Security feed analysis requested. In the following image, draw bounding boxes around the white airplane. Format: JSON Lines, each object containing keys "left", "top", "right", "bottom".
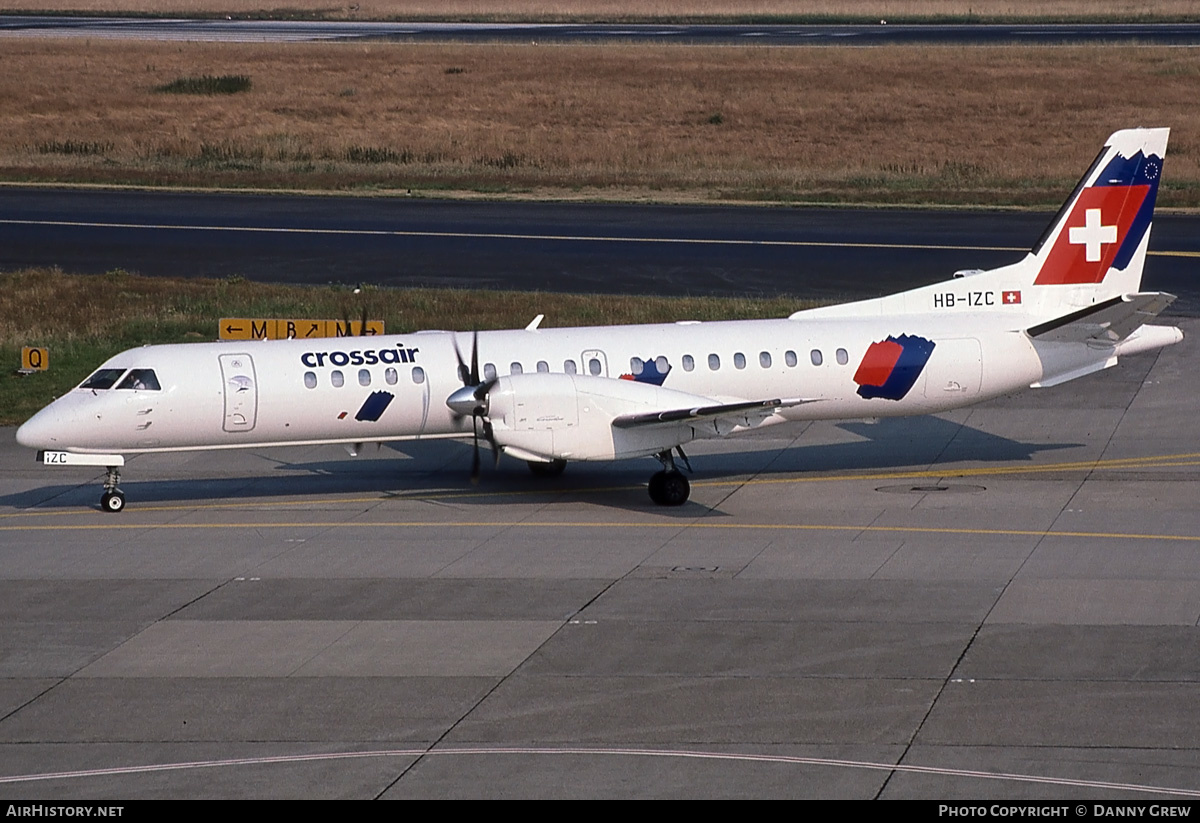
{"left": 16, "top": 127, "right": 1182, "bottom": 512}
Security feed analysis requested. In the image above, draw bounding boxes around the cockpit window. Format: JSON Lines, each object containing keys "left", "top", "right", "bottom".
{"left": 79, "top": 369, "right": 126, "bottom": 390}
{"left": 116, "top": 369, "right": 161, "bottom": 391}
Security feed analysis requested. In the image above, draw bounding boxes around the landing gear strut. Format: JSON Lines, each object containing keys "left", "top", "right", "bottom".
{"left": 100, "top": 466, "right": 125, "bottom": 513}
{"left": 648, "top": 448, "right": 691, "bottom": 506}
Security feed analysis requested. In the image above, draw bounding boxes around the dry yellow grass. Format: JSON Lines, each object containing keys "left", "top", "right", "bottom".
{"left": 3, "top": 40, "right": 1199, "bottom": 205}
{"left": 0, "top": 1, "right": 1194, "bottom": 21}
{"left": 0, "top": 267, "right": 808, "bottom": 346}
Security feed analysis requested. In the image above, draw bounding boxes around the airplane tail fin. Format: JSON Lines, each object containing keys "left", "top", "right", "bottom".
{"left": 1013, "top": 129, "right": 1181, "bottom": 387}
{"left": 790, "top": 128, "right": 1173, "bottom": 329}
{"left": 1021, "top": 127, "right": 1168, "bottom": 310}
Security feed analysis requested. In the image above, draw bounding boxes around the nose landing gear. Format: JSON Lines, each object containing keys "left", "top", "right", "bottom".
{"left": 100, "top": 466, "right": 125, "bottom": 513}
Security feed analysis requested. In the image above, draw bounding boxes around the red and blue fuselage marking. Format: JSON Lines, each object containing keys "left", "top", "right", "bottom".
{"left": 853, "top": 334, "right": 936, "bottom": 401}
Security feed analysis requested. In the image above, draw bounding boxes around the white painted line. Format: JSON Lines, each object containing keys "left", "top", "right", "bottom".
{"left": 0, "top": 218, "right": 1022, "bottom": 253}
{"left": 1, "top": 745, "right": 1198, "bottom": 796}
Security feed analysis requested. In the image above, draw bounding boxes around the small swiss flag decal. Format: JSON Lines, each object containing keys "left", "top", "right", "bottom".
{"left": 1002, "top": 290, "right": 1022, "bottom": 305}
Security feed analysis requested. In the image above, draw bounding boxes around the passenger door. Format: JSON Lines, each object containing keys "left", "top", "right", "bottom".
{"left": 219, "top": 353, "right": 258, "bottom": 432}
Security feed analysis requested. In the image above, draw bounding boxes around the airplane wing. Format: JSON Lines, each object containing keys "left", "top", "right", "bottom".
{"left": 612, "top": 397, "right": 814, "bottom": 430}
{"left": 1026, "top": 292, "right": 1176, "bottom": 344}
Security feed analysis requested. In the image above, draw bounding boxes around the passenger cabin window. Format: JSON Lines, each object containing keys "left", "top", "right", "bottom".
{"left": 511, "top": 362, "right": 523, "bottom": 375}
{"left": 630, "top": 357, "right": 644, "bottom": 375}
{"left": 588, "top": 358, "right": 602, "bottom": 376}
{"left": 759, "top": 351, "right": 772, "bottom": 368}
{"left": 734, "top": 352, "right": 746, "bottom": 370}
{"left": 80, "top": 369, "right": 125, "bottom": 390}
{"left": 358, "top": 369, "right": 371, "bottom": 387}
{"left": 708, "top": 354, "right": 720, "bottom": 371}
{"left": 116, "top": 369, "right": 161, "bottom": 391}
{"left": 385, "top": 367, "right": 398, "bottom": 385}
{"left": 836, "top": 348, "right": 849, "bottom": 366}
{"left": 785, "top": 350, "right": 798, "bottom": 367}
{"left": 655, "top": 356, "right": 669, "bottom": 373}
{"left": 682, "top": 354, "right": 695, "bottom": 372}
{"left": 412, "top": 366, "right": 425, "bottom": 384}
{"left": 537, "top": 361, "right": 549, "bottom": 373}
{"left": 484, "top": 363, "right": 497, "bottom": 381}
{"left": 810, "top": 350, "right": 823, "bottom": 367}
{"left": 331, "top": 370, "right": 344, "bottom": 388}
{"left": 304, "top": 372, "right": 317, "bottom": 389}
{"left": 564, "top": 359, "right": 577, "bottom": 374}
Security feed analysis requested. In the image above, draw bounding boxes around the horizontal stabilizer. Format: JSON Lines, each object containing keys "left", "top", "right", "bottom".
{"left": 612, "top": 397, "right": 811, "bottom": 429}
{"left": 1027, "top": 292, "right": 1176, "bottom": 345}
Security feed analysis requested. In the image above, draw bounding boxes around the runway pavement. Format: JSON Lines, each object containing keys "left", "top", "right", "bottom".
{"left": 0, "top": 318, "right": 1198, "bottom": 798}
{"left": 3, "top": 188, "right": 1199, "bottom": 313}
{"left": 4, "top": 17, "right": 1200, "bottom": 46}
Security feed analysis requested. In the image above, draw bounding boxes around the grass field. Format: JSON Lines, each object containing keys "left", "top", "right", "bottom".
{"left": 1, "top": 1, "right": 1195, "bottom": 22}
{"left": 0, "top": 268, "right": 814, "bottom": 424}
{"left": 4, "top": 40, "right": 1199, "bottom": 207}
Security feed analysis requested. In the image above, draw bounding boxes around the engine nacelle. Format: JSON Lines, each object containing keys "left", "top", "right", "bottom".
{"left": 484, "top": 373, "right": 703, "bottom": 461}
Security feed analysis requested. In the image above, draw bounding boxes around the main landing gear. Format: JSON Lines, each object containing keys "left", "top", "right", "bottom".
{"left": 648, "top": 447, "right": 691, "bottom": 507}
{"left": 523, "top": 452, "right": 692, "bottom": 506}
{"left": 100, "top": 466, "right": 125, "bottom": 513}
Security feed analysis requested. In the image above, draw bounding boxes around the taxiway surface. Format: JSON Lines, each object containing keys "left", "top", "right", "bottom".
{"left": 5, "top": 17, "right": 1200, "bottom": 46}
{"left": 4, "top": 189, "right": 1199, "bottom": 313}
{"left": 2, "top": 320, "right": 1199, "bottom": 798}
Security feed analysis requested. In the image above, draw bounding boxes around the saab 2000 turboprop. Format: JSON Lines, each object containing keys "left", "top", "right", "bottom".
{"left": 16, "top": 128, "right": 1183, "bottom": 511}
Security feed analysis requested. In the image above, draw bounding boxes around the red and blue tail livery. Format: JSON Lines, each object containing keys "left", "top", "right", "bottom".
{"left": 1034, "top": 145, "right": 1163, "bottom": 286}
{"left": 853, "top": 334, "right": 936, "bottom": 401}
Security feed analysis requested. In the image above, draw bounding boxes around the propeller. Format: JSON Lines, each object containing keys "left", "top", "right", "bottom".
{"left": 446, "top": 331, "right": 500, "bottom": 482}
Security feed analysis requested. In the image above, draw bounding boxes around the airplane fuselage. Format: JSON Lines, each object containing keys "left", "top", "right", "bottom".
{"left": 18, "top": 312, "right": 1044, "bottom": 457}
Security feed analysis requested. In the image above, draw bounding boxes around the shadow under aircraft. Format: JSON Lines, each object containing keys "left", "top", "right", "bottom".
{"left": 4, "top": 414, "right": 1079, "bottom": 514}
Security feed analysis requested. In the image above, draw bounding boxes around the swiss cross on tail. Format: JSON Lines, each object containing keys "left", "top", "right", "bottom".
{"left": 1034, "top": 145, "right": 1163, "bottom": 286}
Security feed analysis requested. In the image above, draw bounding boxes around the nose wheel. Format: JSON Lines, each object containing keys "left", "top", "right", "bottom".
{"left": 100, "top": 466, "right": 125, "bottom": 513}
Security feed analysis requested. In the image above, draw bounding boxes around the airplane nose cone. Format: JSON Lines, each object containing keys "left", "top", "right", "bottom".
{"left": 16, "top": 407, "right": 58, "bottom": 450}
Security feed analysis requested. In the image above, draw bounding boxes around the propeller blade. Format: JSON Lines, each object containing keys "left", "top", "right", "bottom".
{"left": 470, "top": 330, "right": 480, "bottom": 386}
{"left": 470, "top": 415, "right": 482, "bottom": 484}
{"left": 453, "top": 336, "right": 469, "bottom": 386}
{"left": 359, "top": 304, "right": 369, "bottom": 336}
{"left": 483, "top": 419, "right": 500, "bottom": 468}
{"left": 473, "top": 376, "right": 498, "bottom": 404}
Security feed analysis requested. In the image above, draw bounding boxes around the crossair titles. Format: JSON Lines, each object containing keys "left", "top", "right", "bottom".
{"left": 300, "top": 342, "right": 419, "bottom": 368}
